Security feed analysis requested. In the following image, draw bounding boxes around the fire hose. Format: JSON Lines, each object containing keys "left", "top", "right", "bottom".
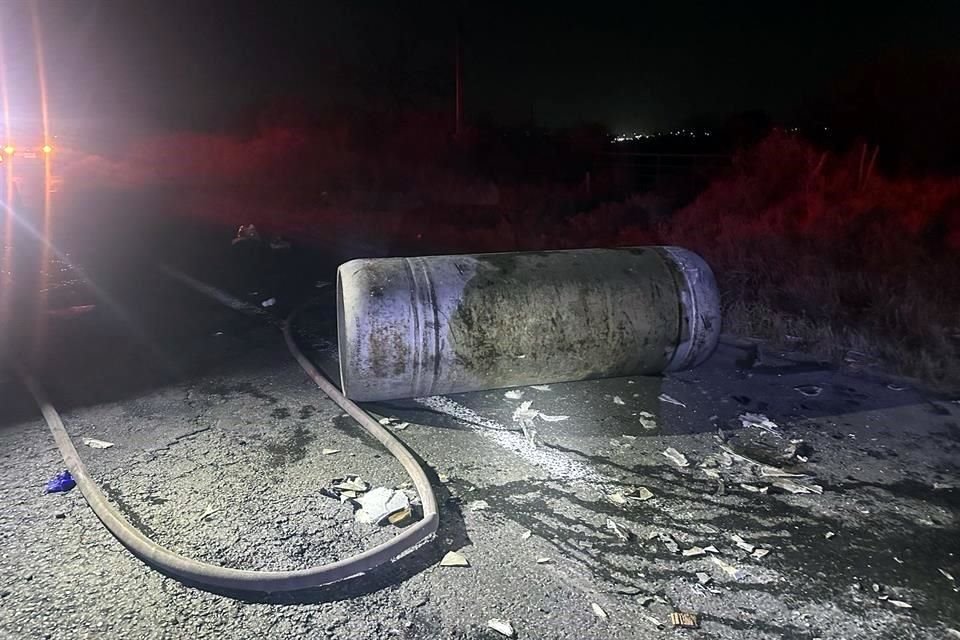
{"left": 18, "top": 268, "right": 439, "bottom": 593}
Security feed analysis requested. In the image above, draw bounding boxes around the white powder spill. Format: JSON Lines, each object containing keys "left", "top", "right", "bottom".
{"left": 416, "top": 396, "right": 606, "bottom": 483}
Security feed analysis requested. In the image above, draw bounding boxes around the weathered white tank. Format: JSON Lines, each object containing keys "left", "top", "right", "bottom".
{"left": 337, "top": 247, "right": 720, "bottom": 401}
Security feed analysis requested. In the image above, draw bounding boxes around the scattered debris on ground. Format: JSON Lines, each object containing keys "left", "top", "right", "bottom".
{"left": 322, "top": 475, "right": 369, "bottom": 502}
{"left": 439, "top": 551, "right": 470, "bottom": 567}
{"left": 354, "top": 487, "right": 410, "bottom": 525}
{"left": 662, "top": 447, "right": 690, "bottom": 467}
{"left": 377, "top": 416, "right": 411, "bottom": 430}
{"left": 511, "top": 400, "right": 569, "bottom": 442}
{"left": 606, "top": 486, "right": 654, "bottom": 505}
{"left": 731, "top": 534, "right": 756, "bottom": 553}
{"left": 606, "top": 518, "right": 632, "bottom": 541}
{"left": 658, "top": 393, "right": 686, "bottom": 408}
{"left": 637, "top": 410, "right": 657, "bottom": 430}
{"left": 260, "top": 297, "right": 276, "bottom": 308}
{"left": 670, "top": 612, "right": 699, "bottom": 628}
{"left": 387, "top": 507, "right": 411, "bottom": 525}
{"left": 536, "top": 557, "right": 551, "bottom": 564}
{"left": 531, "top": 385, "right": 551, "bottom": 391}
{"left": 783, "top": 439, "right": 813, "bottom": 462}
{"left": 794, "top": 384, "right": 823, "bottom": 397}
{"left": 81, "top": 437, "right": 114, "bottom": 449}
{"left": 467, "top": 500, "right": 490, "bottom": 512}
{"left": 521, "top": 530, "right": 532, "bottom": 541}
{"left": 321, "top": 448, "right": 340, "bottom": 455}
{"left": 739, "top": 413, "right": 782, "bottom": 437}
{"left": 613, "top": 396, "right": 625, "bottom": 405}
{"left": 487, "top": 618, "right": 516, "bottom": 638}
{"left": 771, "top": 477, "right": 823, "bottom": 495}
{"left": 656, "top": 532, "right": 681, "bottom": 554}
{"left": 504, "top": 390, "right": 524, "bottom": 400}
{"left": 710, "top": 555, "right": 744, "bottom": 580}
{"left": 591, "top": 603, "right": 608, "bottom": 619}
{"left": 44, "top": 471, "right": 75, "bottom": 494}
{"left": 198, "top": 506, "right": 219, "bottom": 522}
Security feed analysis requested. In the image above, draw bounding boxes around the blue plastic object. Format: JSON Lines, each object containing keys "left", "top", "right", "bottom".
{"left": 45, "top": 470, "right": 76, "bottom": 494}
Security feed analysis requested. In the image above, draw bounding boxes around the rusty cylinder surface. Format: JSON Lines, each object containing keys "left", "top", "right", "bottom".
{"left": 336, "top": 246, "right": 720, "bottom": 402}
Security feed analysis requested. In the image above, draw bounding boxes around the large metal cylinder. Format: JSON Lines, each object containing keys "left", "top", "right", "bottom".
{"left": 337, "top": 247, "right": 720, "bottom": 402}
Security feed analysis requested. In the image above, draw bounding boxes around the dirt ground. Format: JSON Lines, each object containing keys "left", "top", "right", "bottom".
{"left": 1, "top": 259, "right": 958, "bottom": 640}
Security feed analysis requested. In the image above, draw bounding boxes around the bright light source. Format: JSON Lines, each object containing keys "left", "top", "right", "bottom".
{"left": 3, "top": 145, "right": 13, "bottom": 155}
{"left": 42, "top": 144, "right": 52, "bottom": 153}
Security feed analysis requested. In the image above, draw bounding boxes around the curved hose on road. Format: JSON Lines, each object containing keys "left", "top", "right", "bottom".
{"left": 19, "top": 309, "right": 439, "bottom": 593}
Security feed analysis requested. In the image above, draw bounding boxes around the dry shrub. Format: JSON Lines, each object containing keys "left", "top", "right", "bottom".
{"left": 663, "top": 132, "right": 960, "bottom": 390}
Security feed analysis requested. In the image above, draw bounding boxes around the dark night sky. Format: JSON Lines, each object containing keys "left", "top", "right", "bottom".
{"left": 6, "top": 1, "right": 960, "bottom": 135}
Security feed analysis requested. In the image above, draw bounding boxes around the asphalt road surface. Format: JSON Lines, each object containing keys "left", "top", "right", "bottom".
{"left": 1, "top": 235, "right": 958, "bottom": 640}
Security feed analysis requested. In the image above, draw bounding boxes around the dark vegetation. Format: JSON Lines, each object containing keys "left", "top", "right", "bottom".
{"left": 69, "top": 101, "right": 960, "bottom": 392}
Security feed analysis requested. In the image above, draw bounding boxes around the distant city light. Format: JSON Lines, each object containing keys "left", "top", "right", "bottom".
{"left": 612, "top": 128, "right": 712, "bottom": 143}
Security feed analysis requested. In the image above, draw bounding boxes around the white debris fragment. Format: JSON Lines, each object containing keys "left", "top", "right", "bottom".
{"left": 81, "top": 438, "right": 114, "bottom": 449}
{"left": 946, "top": 629, "right": 960, "bottom": 639}
{"left": 751, "top": 548, "right": 770, "bottom": 559}
{"left": 537, "top": 412, "right": 569, "bottom": 422}
{"left": 662, "top": 447, "right": 690, "bottom": 467}
{"left": 638, "top": 411, "right": 657, "bottom": 430}
{"left": 772, "top": 478, "right": 824, "bottom": 495}
{"left": 531, "top": 385, "right": 552, "bottom": 391}
{"left": 198, "top": 506, "right": 219, "bottom": 522}
{"left": 487, "top": 619, "right": 516, "bottom": 637}
{"left": 321, "top": 448, "right": 341, "bottom": 455}
{"left": 657, "top": 533, "right": 681, "bottom": 554}
{"left": 696, "top": 572, "right": 712, "bottom": 585}
{"left": 739, "top": 413, "right": 782, "bottom": 437}
{"left": 354, "top": 487, "right": 410, "bottom": 524}
{"left": 536, "top": 557, "right": 552, "bottom": 564}
{"left": 731, "top": 534, "right": 756, "bottom": 553}
{"left": 504, "top": 390, "right": 524, "bottom": 400}
{"left": 613, "top": 396, "right": 626, "bottom": 405}
{"left": 825, "top": 531, "right": 836, "bottom": 540}
{"left": 682, "top": 547, "right": 708, "bottom": 557}
{"left": 939, "top": 568, "right": 955, "bottom": 582}
{"left": 710, "top": 556, "right": 744, "bottom": 580}
{"left": 261, "top": 297, "right": 277, "bottom": 307}
{"left": 521, "top": 530, "right": 532, "bottom": 541}
{"left": 740, "top": 483, "right": 768, "bottom": 494}
{"left": 439, "top": 551, "right": 470, "bottom": 567}
{"left": 794, "top": 384, "right": 823, "bottom": 397}
{"left": 703, "top": 545, "right": 720, "bottom": 554}
{"left": 606, "top": 518, "right": 632, "bottom": 541}
{"left": 331, "top": 475, "right": 369, "bottom": 496}
{"left": 468, "top": 500, "right": 490, "bottom": 512}
{"left": 591, "top": 603, "right": 608, "bottom": 619}
{"left": 607, "top": 492, "right": 628, "bottom": 506}
{"left": 886, "top": 599, "right": 913, "bottom": 609}
{"left": 626, "top": 486, "right": 654, "bottom": 501}
{"left": 658, "top": 393, "right": 686, "bottom": 408}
